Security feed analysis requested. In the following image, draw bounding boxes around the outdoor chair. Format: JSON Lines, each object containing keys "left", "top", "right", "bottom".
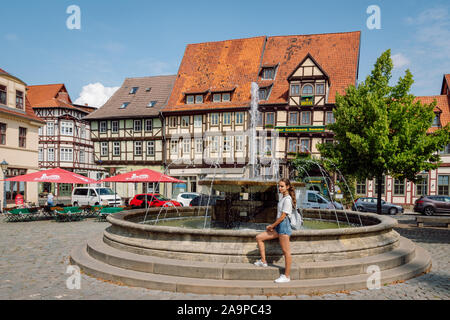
{"left": 96, "top": 207, "right": 124, "bottom": 222}
{"left": 54, "top": 206, "right": 84, "bottom": 222}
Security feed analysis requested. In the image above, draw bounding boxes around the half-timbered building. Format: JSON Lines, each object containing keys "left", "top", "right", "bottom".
{"left": 84, "top": 75, "right": 176, "bottom": 200}
{"left": 27, "top": 84, "right": 102, "bottom": 196}
{"left": 162, "top": 32, "right": 361, "bottom": 197}
{"left": 359, "top": 74, "right": 450, "bottom": 208}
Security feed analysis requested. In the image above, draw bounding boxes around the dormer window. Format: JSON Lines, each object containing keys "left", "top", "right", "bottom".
{"left": 195, "top": 95, "right": 203, "bottom": 104}
{"left": 259, "top": 87, "right": 270, "bottom": 100}
{"left": 432, "top": 114, "right": 441, "bottom": 127}
{"left": 16, "top": 90, "right": 24, "bottom": 109}
{"left": 212, "top": 92, "right": 231, "bottom": 102}
{"left": 186, "top": 95, "right": 194, "bottom": 104}
{"left": 130, "top": 87, "right": 139, "bottom": 94}
{"left": 262, "top": 67, "right": 276, "bottom": 80}
{"left": 120, "top": 102, "right": 130, "bottom": 109}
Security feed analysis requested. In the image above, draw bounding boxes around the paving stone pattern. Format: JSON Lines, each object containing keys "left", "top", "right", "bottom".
{"left": 0, "top": 215, "right": 448, "bottom": 300}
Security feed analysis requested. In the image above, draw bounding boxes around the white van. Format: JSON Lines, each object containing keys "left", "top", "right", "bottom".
{"left": 296, "top": 190, "right": 337, "bottom": 210}
{"left": 72, "top": 187, "right": 122, "bottom": 206}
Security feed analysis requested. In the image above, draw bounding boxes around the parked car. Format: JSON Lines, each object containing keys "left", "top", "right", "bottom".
{"left": 129, "top": 193, "right": 182, "bottom": 208}
{"left": 296, "top": 190, "right": 343, "bottom": 210}
{"left": 176, "top": 192, "right": 201, "bottom": 207}
{"left": 351, "top": 197, "right": 404, "bottom": 215}
{"left": 189, "top": 194, "right": 224, "bottom": 207}
{"left": 414, "top": 195, "right": 450, "bottom": 215}
{"left": 72, "top": 187, "right": 122, "bottom": 206}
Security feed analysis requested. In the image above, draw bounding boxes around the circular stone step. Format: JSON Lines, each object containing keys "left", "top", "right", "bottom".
{"left": 69, "top": 241, "right": 431, "bottom": 296}
{"left": 85, "top": 235, "right": 416, "bottom": 281}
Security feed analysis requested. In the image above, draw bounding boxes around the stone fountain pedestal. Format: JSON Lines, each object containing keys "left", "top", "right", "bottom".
{"left": 70, "top": 207, "right": 432, "bottom": 296}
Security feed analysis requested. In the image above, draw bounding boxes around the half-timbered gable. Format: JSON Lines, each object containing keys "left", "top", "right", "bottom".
{"left": 28, "top": 83, "right": 101, "bottom": 196}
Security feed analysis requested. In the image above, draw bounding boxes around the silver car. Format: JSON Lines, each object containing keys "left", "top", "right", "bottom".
{"left": 352, "top": 197, "right": 404, "bottom": 215}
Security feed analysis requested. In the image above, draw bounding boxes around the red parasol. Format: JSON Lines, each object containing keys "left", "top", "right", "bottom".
{"left": 98, "top": 168, "right": 184, "bottom": 184}
{"left": 3, "top": 168, "right": 97, "bottom": 184}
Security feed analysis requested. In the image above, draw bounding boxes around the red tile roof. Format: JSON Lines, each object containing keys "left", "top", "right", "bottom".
{"left": 164, "top": 32, "right": 360, "bottom": 112}
{"left": 416, "top": 95, "right": 450, "bottom": 133}
{"left": 259, "top": 32, "right": 360, "bottom": 105}
{"left": 164, "top": 36, "right": 267, "bottom": 112}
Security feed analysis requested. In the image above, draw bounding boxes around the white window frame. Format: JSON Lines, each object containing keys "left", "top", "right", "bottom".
{"left": 47, "top": 122, "right": 54, "bottom": 136}
{"left": 111, "top": 120, "right": 119, "bottom": 133}
{"left": 181, "top": 116, "right": 189, "bottom": 128}
{"left": 38, "top": 148, "right": 43, "bottom": 161}
{"left": 60, "top": 121, "right": 73, "bottom": 136}
{"left": 80, "top": 150, "right": 85, "bottom": 164}
{"left": 100, "top": 121, "right": 107, "bottom": 133}
{"left": 236, "top": 112, "right": 244, "bottom": 125}
{"left": 223, "top": 136, "right": 231, "bottom": 152}
{"left": 60, "top": 148, "right": 73, "bottom": 162}
{"left": 113, "top": 142, "right": 120, "bottom": 156}
{"left": 235, "top": 136, "right": 243, "bottom": 151}
{"left": 194, "top": 115, "right": 202, "bottom": 128}
{"left": 211, "top": 113, "right": 219, "bottom": 126}
{"left": 48, "top": 148, "right": 55, "bottom": 161}
{"left": 186, "top": 95, "right": 194, "bottom": 104}
{"left": 300, "top": 139, "right": 310, "bottom": 153}
{"left": 170, "top": 140, "right": 178, "bottom": 155}
{"left": 145, "top": 119, "right": 153, "bottom": 132}
{"left": 223, "top": 113, "right": 231, "bottom": 125}
{"left": 134, "top": 120, "right": 142, "bottom": 132}
{"left": 301, "top": 111, "right": 311, "bottom": 125}
{"left": 134, "top": 141, "right": 142, "bottom": 156}
{"left": 147, "top": 141, "right": 155, "bottom": 156}
{"left": 195, "top": 138, "right": 203, "bottom": 153}
{"left": 288, "top": 139, "right": 297, "bottom": 153}
{"left": 183, "top": 139, "right": 190, "bottom": 154}
{"left": 100, "top": 142, "right": 108, "bottom": 156}
{"left": 169, "top": 117, "right": 177, "bottom": 128}
{"left": 195, "top": 95, "right": 203, "bottom": 104}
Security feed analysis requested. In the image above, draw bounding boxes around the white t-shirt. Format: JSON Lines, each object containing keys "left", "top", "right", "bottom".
{"left": 277, "top": 194, "right": 293, "bottom": 219}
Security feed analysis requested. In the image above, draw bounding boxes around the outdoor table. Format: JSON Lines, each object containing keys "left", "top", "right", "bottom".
{"left": 97, "top": 207, "right": 124, "bottom": 221}
{"left": 4, "top": 208, "right": 39, "bottom": 222}
{"left": 54, "top": 206, "right": 84, "bottom": 222}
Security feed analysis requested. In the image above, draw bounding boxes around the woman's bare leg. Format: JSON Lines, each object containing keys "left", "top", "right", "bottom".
{"left": 255, "top": 231, "right": 279, "bottom": 263}
{"left": 279, "top": 235, "right": 291, "bottom": 277}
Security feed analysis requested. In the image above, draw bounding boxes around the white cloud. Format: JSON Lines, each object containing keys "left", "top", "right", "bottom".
{"left": 392, "top": 53, "right": 410, "bottom": 69}
{"left": 74, "top": 83, "right": 119, "bottom": 108}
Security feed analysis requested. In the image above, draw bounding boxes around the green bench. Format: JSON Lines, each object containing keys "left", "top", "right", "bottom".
{"left": 97, "top": 207, "right": 124, "bottom": 221}
{"left": 54, "top": 206, "right": 84, "bottom": 222}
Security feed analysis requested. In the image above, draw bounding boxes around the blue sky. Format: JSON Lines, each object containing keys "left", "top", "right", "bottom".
{"left": 1, "top": 0, "right": 449, "bottom": 107}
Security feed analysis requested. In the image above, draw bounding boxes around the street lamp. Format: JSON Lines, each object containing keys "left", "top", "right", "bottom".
{"left": 1, "top": 160, "right": 8, "bottom": 213}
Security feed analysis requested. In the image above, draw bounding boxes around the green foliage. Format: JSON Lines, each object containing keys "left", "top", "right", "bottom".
{"left": 317, "top": 49, "right": 450, "bottom": 213}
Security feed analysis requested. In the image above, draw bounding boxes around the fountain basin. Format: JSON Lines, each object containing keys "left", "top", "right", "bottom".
{"left": 103, "top": 207, "right": 400, "bottom": 264}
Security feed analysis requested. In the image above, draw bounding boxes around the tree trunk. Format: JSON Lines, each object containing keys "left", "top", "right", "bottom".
{"left": 376, "top": 175, "right": 382, "bottom": 214}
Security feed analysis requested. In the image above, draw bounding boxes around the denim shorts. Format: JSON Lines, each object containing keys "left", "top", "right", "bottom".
{"left": 275, "top": 217, "right": 292, "bottom": 236}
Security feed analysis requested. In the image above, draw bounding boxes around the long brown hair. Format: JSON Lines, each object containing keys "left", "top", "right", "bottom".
{"left": 279, "top": 178, "right": 297, "bottom": 209}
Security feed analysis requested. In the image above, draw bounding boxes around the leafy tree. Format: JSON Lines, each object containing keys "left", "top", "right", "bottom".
{"left": 317, "top": 50, "right": 450, "bottom": 214}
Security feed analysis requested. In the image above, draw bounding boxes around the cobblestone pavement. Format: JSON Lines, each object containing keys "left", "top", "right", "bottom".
{"left": 0, "top": 214, "right": 448, "bottom": 300}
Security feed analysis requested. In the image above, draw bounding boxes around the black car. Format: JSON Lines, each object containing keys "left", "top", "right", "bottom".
{"left": 189, "top": 194, "right": 223, "bottom": 206}
{"left": 414, "top": 195, "right": 450, "bottom": 215}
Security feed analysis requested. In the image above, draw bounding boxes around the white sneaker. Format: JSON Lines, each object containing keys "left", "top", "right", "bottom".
{"left": 274, "top": 274, "right": 290, "bottom": 283}
{"left": 254, "top": 259, "right": 268, "bottom": 267}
